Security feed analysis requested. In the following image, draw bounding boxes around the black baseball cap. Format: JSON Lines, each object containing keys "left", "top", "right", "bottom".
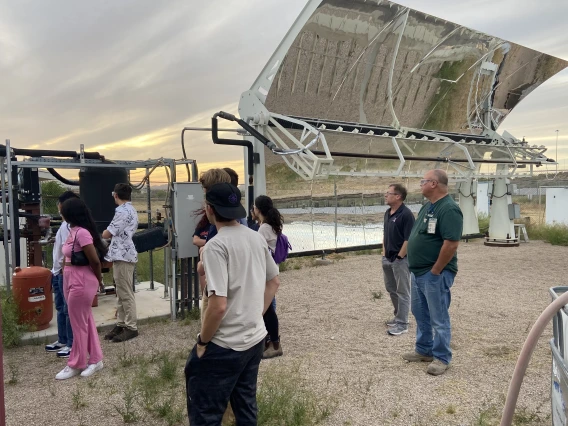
{"left": 206, "top": 183, "right": 246, "bottom": 220}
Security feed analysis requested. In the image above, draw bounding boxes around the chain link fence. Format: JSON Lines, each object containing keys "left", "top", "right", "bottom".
{"left": 268, "top": 174, "right": 443, "bottom": 253}
{"left": 268, "top": 168, "right": 568, "bottom": 253}
{"left": 507, "top": 172, "right": 568, "bottom": 225}
{"left": 37, "top": 170, "right": 568, "bottom": 271}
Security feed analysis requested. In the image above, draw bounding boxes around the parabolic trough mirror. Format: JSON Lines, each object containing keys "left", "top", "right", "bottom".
{"left": 262, "top": 0, "right": 567, "bottom": 134}
{"left": 233, "top": 0, "right": 568, "bottom": 250}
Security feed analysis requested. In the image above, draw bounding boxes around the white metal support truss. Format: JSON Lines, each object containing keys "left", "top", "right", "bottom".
{"left": 265, "top": 113, "right": 333, "bottom": 180}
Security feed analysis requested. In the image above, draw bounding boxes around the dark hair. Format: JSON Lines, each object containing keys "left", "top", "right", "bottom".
{"left": 223, "top": 168, "right": 239, "bottom": 187}
{"left": 389, "top": 184, "right": 407, "bottom": 201}
{"left": 114, "top": 183, "right": 132, "bottom": 201}
{"left": 60, "top": 198, "right": 108, "bottom": 256}
{"left": 207, "top": 204, "right": 232, "bottom": 223}
{"left": 58, "top": 191, "right": 79, "bottom": 204}
{"left": 254, "top": 195, "right": 283, "bottom": 235}
{"left": 193, "top": 208, "right": 210, "bottom": 231}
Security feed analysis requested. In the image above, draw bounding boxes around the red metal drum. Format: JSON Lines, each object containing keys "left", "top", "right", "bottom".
{"left": 12, "top": 266, "right": 53, "bottom": 331}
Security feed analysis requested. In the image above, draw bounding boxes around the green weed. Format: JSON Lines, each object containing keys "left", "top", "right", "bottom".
{"left": 478, "top": 213, "right": 490, "bottom": 234}
{"left": 255, "top": 364, "right": 335, "bottom": 426}
{"left": 158, "top": 354, "right": 178, "bottom": 383}
{"left": 72, "top": 385, "right": 87, "bottom": 410}
{"left": 115, "top": 385, "right": 140, "bottom": 423}
{"left": 7, "top": 361, "right": 19, "bottom": 385}
{"left": 370, "top": 290, "right": 383, "bottom": 301}
{"left": 527, "top": 222, "right": 568, "bottom": 246}
{"left": 1, "top": 288, "right": 31, "bottom": 348}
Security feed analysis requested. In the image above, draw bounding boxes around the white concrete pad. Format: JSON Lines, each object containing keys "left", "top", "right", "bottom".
{"left": 22, "top": 281, "right": 172, "bottom": 343}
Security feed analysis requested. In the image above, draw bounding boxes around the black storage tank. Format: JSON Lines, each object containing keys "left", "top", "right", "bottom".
{"left": 79, "top": 167, "right": 129, "bottom": 233}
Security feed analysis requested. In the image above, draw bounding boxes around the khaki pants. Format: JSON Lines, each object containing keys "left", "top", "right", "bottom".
{"left": 114, "top": 261, "right": 137, "bottom": 331}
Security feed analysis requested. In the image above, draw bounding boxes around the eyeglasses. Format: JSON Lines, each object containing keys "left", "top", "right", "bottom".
{"left": 419, "top": 179, "right": 437, "bottom": 186}
{"left": 384, "top": 192, "right": 399, "bottom": 196}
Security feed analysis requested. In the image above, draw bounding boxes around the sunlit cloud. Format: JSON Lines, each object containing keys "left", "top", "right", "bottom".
{"left": 2, "top": 0, "right": 568, "bottom": 188}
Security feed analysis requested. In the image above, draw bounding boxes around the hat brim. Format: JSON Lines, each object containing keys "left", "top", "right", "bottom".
{"left": 212, "top": 203, "right": 247, "bottom": 220}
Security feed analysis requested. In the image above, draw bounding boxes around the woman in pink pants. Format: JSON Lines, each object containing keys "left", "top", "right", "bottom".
{"left": 55, "top": 198, "right": 107, "bottom": 380}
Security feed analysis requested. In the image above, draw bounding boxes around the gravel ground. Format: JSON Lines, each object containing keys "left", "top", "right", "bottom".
{"left": 3, "top": 239, "right": 561, "bottom": 425}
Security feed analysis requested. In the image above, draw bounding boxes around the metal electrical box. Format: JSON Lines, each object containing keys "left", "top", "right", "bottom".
{"left": 546, "top": 187, "right": 568, "bottom": 225}
{"left": 173, "top": 182, "right": 205, "bottom": 259}
{"left": 508, "top": 203, "right": 521, "bottom": 220}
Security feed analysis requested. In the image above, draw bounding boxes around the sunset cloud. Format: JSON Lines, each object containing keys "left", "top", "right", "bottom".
{"left": 1, "top": 0, "right": 567, "bottom": 183}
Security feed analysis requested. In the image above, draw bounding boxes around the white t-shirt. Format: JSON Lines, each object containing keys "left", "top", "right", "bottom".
{"left": 258, "top": 223, "right": 278, "bottom": 252}
{"left": 51, "top": 221, "right": 70, "bottom": 276}
{"left": 202, "top": 224, "right": 279, "bottom": 351}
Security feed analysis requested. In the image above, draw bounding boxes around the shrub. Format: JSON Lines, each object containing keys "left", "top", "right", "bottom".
{"left": 1, "top": 288, "right": 29, "bottom": 348}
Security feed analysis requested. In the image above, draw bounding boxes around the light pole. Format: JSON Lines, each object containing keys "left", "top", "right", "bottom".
{"left": 556, "top": 130, "right": 559, "bottom": 171}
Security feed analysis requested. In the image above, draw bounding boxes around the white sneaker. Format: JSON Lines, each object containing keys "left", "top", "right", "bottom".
{"left": 80, "top": 361, "right": 103, "bottom": 378}
{"left": 55, "top": 366, "right": 81, "bottom": 380}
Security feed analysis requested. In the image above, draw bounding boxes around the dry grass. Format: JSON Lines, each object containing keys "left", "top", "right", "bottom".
{"left": 4, "top": 240, "right": 561, "bottom": 425}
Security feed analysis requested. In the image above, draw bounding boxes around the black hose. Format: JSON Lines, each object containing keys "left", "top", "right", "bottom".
{"left": 310, "top": 150, "right": 548, "bottom": 165}
{"left": 192, "top": 163, "right": 198, "bottom": 182}
{"left": 47, "top": 168, "right": 79, "bottom": 186}
{"left": 212, "top": 114, "right": 256, "bottom": 221}
{"left": 0, "top": 145, "right": 103, "bottom": 160}
{"left": 215, "top": 112, "right": 278, "bottom": 150}
{"left": 181, "top": 127, "right": 192, "bottom": 182}
{"left": 181, "top": 128, "right": 191, "bottom": 181}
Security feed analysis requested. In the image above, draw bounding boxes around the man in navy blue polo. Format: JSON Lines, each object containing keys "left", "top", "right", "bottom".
{"left": 382, "top": 184, "right": 415, "bottom": 336}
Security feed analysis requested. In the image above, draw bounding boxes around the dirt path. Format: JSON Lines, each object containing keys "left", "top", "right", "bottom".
{"left": 3, "top": 239, "right": 561, "bottom": 425}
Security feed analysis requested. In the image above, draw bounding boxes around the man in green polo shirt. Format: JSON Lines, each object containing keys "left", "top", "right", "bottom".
{"left": 402, "top": 169, "right": 463, "bottom": 376}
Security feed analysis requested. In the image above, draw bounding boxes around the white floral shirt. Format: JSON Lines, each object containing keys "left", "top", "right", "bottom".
{"left": 105, "top": 202, "right": 138, "bottom": 263}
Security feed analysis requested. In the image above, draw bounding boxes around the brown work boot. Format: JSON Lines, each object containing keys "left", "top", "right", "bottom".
{"left": 112, "top": 328, "right": 139, "bottom": 343}
{"left": 427, "top": 359, "right": 450, "bottom": 376}
{"left": 402, "top": 351, "right": 434, "bottom": 363}
{"left": 104, "top": 325, "right": 123, "bottom": 341}
{"left": 263, "top": 341, "right": 283, "bottom": 359}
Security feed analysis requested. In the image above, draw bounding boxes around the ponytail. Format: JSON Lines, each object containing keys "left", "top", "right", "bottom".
{"left": 254, "top": 195, "right": 284, "bottom": 235}
{"left": 266, "top": 207, "right": 283, "bottom": 235}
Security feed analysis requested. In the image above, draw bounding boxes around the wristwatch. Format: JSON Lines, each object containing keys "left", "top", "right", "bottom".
{"left": 197, "top": 334, "right": 209, "bottom": 347}
{"left": 396, "top": 255, "right": 404, "bottom": 260}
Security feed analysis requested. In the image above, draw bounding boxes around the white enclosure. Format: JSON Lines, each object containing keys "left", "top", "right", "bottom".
{"left": 477, "top": 182, "right": 490, "bottom": 216}
{"left": 173, "top": 182, "right": 205, "bottom": 259}
{"left": 546, "top": 187, "right": 568, "bottom": 225}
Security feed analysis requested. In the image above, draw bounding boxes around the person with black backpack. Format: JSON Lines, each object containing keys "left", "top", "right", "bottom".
{"left": 55, "top": 198, "right": 108, "bottom": 380}
{"left": 252, "top": 195, "right": 290, "bottom": 359}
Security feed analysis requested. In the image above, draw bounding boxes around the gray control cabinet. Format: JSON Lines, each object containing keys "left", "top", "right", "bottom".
{"left": 173, "top": 182, "right": 205, "bottom": 259}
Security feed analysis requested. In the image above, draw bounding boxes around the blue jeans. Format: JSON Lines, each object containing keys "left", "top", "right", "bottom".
{"left": 185, "top": 340, "right": 264, "bottom": 425}
{"left": 52, "top": 273, "right": 73, "bottom": 347}
{"left": 411, "top": 270, "right": 455, "bottom": 364}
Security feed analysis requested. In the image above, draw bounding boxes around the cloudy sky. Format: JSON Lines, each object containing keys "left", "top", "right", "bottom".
{"left": 1, "top": 0, "right": 567, "bottom": 183}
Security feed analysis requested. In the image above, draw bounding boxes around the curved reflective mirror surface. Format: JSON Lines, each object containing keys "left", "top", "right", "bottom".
{"left": 263, "top": 0, "right": 568, "bottom": 135}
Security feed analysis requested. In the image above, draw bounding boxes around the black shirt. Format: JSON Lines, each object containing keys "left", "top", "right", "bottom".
{"left": 383, "top": 203, "right": 415, "bottom": 262}
{"left": 193, "top": 225, "right": 209, "bottom": 241}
